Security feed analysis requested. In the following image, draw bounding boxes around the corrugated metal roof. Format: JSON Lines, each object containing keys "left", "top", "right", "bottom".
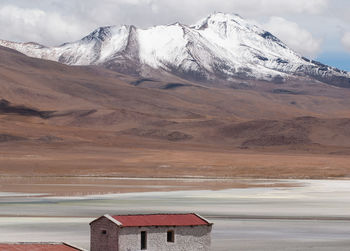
{"left": 111, "top": 213, "right": 211, "bottom": 227}
{"left": 0, "top": 243, "right": 83, "bottom": 251}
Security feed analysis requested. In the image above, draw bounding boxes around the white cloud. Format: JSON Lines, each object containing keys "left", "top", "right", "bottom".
{"left": 263, "top": 16, "right": 322, "bottom": 57}
{"left": 0, "top": 4, "right": 87, "bottom": 45}
{"left": 341, "top": 32, "right": 350, "bottom": 52}
{"left": 0, "top": 0, "right": 336, "bottom": 52}
{"left": 145, "top": 0, "right": 329, "bottom": 22}
{"left": 212, "top": 0, "right": 329, "bottom": 16}
{"left": 257, "top": 0, "right": 328, "bottom": 15}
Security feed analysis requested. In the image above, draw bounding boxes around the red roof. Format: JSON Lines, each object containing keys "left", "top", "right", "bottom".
{"left": 0, "top": 243, "right": 83, "bottom": 251}
{"left": 111, "top": 213, "right": 210, "bottom": 227}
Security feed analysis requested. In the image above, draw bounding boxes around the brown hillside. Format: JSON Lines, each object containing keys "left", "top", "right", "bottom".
{"left": 1, "top": 46, "right": 350, "bottom": 179}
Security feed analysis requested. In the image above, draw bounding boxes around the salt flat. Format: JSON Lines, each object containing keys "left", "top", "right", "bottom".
{"left": 0, "top": 179, "right": 350, "bottom": 250}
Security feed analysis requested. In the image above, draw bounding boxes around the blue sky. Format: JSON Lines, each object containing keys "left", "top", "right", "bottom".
{"left": 317, "top": 52, "right": 350, "bottom": 71}
{"left": 0, "top": 0, "right": 349, "bottom": 71}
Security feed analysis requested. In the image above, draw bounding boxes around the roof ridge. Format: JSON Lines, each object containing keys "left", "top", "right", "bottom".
{"left": 0, "top": 242, "right": 65, "bottom": 245}
{"left": 0, "top": 242, "right": 86, "bottom": 250}
{"left": 105, "top": 214, "right": 123, "bottom": 226}
{"left": 104, "top": 213, "right": 212, "bottom": 227}
{"left": 63, "top": 242, "right": 87, "bottom": 251}
{"left": 111, "top": 213, "right": 196, "bottom": 216}
{"left": 193, "top": 213, "right": 213, "bottom": 225}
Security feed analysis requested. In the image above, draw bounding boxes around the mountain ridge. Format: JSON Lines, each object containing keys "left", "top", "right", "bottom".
{"left": 0, "top": 12, "right": 349, "bottom": 87}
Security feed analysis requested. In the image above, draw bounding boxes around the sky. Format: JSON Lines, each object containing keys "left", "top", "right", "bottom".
{"left": 0, "top": 0, "right": 349, "bottom": 71}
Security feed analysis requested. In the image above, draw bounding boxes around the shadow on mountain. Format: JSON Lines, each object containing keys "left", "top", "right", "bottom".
{"left": 220, "top": 116, "right": 350, "bottom": 148}
{"left": 0, "top": 99, "right": 54, "bottom": 119}
{"left": 161, "top": 83, "right": 191, "bottom": 90}
{"left": 0, "top": 134, "right": 27, "bottom": 143}
{"left": 120, "top": 128, "right": 193, "bottom": 142}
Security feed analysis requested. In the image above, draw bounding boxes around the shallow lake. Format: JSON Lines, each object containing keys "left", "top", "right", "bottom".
{"left": 1, "top": 179, "right": 350, "bottom": 250}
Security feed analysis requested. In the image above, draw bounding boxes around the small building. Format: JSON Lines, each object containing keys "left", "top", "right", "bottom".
{"left": 0, "top": 242, "right": 85, "bottom": 251}
{"left": 90, "top": 213, "right": 213, "bottom": 251}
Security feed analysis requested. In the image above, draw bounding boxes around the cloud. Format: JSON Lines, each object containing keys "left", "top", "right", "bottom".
{"left": 257, "top": 0, "right": 329, "bottom": 15}
{"left": 204, "top": 0, "right": 329, "bottom": 16}
{"left": 0, "top": 0, "right": 335, "bottom": 50}
{"left": 341, "top": 32, "right": 350, "bottom": 52}
{"left": 263, "top": 16, "right": 322, "bottom": 57}
{"left": 0, "top": 4, "right": 87, "bottom": 45}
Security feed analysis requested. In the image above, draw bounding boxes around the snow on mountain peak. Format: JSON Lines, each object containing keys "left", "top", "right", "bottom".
{"left": 82, "top": 26, "right": 114, "bottom": 42}
{"left": 193, "top": 12, "right": 254, "bottom": 31}
{"left": 1, "top": 13, "right": 349, "bottom": 87}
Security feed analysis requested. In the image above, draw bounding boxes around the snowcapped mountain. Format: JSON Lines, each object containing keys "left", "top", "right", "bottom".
{"left": 1, "top": 12, "right": 350, "bottom": 87}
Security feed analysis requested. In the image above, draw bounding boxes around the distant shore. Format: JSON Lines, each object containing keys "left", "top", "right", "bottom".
{"left": 0, "top": 176, "right": 300, "bottom": 196}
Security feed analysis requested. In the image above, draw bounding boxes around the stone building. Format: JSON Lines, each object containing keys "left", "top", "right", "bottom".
{"left": 90, "top": 213, "right": 213, "bottom": 251}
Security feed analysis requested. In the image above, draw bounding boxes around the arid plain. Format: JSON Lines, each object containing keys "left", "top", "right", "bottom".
{"left": 1, "top": 44, "right": 350, "bottom": 196}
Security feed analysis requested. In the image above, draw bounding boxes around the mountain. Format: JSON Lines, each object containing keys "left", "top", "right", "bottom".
{"left": 1, "top": 12, "right": 350, "bottom": 88}
{"left": 1, "top": 44, "right": 350, "bottom": 148}
{"left": 2, "top": 38, "right": 350, "bottom": 179}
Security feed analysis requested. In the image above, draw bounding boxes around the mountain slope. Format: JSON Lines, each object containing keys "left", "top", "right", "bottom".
{"left": 1, "top": 45, "right": 350, "bottom": 148}
{"left": 2, "top": 45, "right": 350, "bottom": 181}
{"left": 1, "top": 13, "right": 349, "bottom": 87}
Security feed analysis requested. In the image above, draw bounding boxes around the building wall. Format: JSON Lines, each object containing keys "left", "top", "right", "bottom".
{"left": 90, "top": 217, "right": 119, "bottom": 251}
{"left": 118, "top": 225, "right": 212, "bottom": 251}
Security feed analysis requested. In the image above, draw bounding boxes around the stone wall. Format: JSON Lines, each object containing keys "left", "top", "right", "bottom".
{"left": 118, "top": 225, "right": 212, "bottom": 251}
{"left": 90, "top": 217, "right": 119, "bottom": 251}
